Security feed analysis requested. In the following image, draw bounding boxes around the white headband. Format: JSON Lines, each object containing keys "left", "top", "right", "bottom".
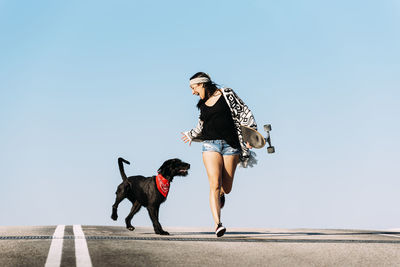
{"left": 189, "top": 77, "right": 210, "bottom": 85}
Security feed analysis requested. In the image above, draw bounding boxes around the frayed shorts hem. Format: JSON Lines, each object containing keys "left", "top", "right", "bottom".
{"left": 202, "top": 140, "right": 240, "bottom": 156}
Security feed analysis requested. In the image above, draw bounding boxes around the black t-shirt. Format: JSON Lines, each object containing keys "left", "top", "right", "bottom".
{"left": 200, "top": 95, "right": 240, "bottom": 149}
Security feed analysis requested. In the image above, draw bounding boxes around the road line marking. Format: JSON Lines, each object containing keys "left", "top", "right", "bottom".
{"left": 2, "top": 234, "right": 400, "bottom": 244}
{"left": 73, "top": 225, "right": 93, "bottom": 267}
{"left": 44, "top": 225, "right": 65, "bottom": 267}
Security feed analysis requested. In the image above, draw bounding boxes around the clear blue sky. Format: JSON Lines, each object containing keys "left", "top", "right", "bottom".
{"left": 1, "top": 0, "right": 399, "bottom": 230}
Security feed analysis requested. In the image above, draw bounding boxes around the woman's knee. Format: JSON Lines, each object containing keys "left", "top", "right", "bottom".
{"left": 209, "top": 181, "right": 221, "bottom": 193}
{"left": 222, "top": 186, "right": 232, "bottom": 194}
{"left": 221, "top": 174, "right": 234, "bottom": 194}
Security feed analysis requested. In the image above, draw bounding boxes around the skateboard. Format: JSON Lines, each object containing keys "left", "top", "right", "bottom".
{"left": 240, "top": 124, "right": 275, "bottom": 153}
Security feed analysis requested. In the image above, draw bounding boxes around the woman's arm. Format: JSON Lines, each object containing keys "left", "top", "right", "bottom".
{"left": 181, "top": 118, "right": 204, "bottom": 145}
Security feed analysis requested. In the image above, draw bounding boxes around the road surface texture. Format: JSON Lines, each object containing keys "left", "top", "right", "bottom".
{"left": 1, "top": 225, "right": 400, "bottom": 266}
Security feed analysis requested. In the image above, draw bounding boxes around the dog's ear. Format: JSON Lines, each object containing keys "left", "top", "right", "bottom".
{"left": 157, "top": 160, "right": 170, "bottom": 175}
{"left": 158, "top": 159, "right": 180, "bottom": 177}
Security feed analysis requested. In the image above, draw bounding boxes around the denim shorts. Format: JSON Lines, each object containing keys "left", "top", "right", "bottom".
{"left": 202, "top": 140, "right": 240, "bottom": 156}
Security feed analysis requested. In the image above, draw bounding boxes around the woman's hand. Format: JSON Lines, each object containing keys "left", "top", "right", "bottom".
{"left": 246, "top": 142, "right": 253, "bottom": 149}
{"left": 181, "top": 132, "right": 192, "bottom": 146}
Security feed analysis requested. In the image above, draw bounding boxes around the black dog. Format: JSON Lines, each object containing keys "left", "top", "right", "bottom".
{"left": 111, "top": 157, "right": 190, "bottom": 235}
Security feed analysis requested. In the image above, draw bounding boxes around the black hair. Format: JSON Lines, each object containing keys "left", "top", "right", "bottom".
{"left": 190, "top": 72, "right": 219, "bottom": 109}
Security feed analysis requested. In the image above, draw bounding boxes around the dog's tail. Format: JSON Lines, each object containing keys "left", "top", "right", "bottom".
{"left": 118, "top": 157, "right": 130, "bottom": 181}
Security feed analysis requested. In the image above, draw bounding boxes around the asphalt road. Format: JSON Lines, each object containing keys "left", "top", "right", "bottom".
{"left": 1, "top": 225, "right": 400, "bottom": 266}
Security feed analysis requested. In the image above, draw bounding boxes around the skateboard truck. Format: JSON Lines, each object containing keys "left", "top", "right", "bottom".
{"left": 263, "top": 124, "right": 275, "bottom": 153}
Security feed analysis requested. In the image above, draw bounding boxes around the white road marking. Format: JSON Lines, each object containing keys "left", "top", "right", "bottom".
{"left": 379, "top": 229, "right": 400, "bottom": 239}
{"left": 73, "top": 225, "right": 93, "bottom": 267}
{"left": 44, "top": 225, "right": 65, "bottom": 267}
{"left": 380, "top": 234, "right": 400, "bottom": 238}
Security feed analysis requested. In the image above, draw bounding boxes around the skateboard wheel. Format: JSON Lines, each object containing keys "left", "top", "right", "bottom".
{"left": 264, "top": 124, "right": 272, "bottom": 132}
{"left": 267, "top": 146, "right": 275, "bottom": 154}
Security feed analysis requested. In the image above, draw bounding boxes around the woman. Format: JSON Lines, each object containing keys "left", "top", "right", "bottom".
{"left": 181, "top": 72, "right": 257, "bottom": 237}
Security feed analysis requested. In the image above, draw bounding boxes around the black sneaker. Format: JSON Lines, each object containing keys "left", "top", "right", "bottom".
{"left": 215, "top": 223, "right": 226, "bottom": 237}
{"left": 220, "top": 194, "right": 225, "bottom": 209}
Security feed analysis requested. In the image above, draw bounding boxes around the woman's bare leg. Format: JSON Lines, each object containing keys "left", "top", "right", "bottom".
{"left": 221, "top": 155, "right": 240, "bottom": 195}
{"left": 202, "top": 151, "right": 224, "bottom": 226}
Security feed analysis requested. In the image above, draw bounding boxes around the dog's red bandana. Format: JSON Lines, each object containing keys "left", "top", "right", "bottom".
{"left": 156, "top": 173, "right": 170, "bottom": 198}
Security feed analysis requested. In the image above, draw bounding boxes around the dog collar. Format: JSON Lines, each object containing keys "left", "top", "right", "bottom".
{"left": 156, "top": 173, "right": 170, "bottom": 198}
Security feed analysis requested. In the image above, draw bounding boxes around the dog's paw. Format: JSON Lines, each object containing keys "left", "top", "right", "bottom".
{"left": 127, "top": 226, "right": 135, "bottom": 231}
{"left": 159, "top": 231, "right": 169, "bottom": 235}
{"left": 111, "top": 214, "right": 118, "bottom": 221}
